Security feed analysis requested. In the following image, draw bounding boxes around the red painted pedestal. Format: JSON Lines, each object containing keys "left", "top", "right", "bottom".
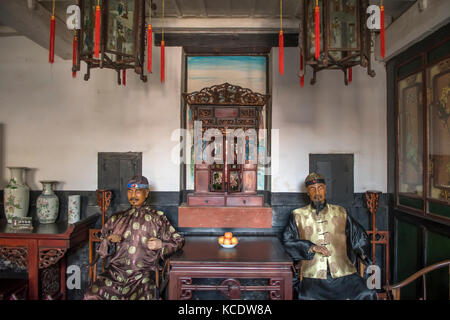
{"left": 178, "top": 206, "right": 272, "bottom": 228}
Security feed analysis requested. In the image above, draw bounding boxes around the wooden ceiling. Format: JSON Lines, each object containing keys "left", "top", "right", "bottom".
{"left": 0, "top": 0, "right": 418, "bottom": 58}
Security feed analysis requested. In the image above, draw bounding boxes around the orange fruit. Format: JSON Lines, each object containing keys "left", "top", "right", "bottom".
{"left": 231, "top": 237, "right": 238, "bottom": 245}
{"left": 218, "top": 236, "right": 224, "bottom": 244}
{"left": 224, "top": 232, "right": 233, "bottom": 239}
{"left": 223, "top": 238, "right": 232, "bottom": 245}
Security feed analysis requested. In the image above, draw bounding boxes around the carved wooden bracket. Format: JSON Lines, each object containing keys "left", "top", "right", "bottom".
{"left": 183, "top": 83, "right": 270, "bottom": 106}
{"left": 269, "top": 279, "right": 282, "bottom": 300}
{"left": 219, "top": 278, "right": 242, "bottom": 300}
{"left": 0, "top": 247, "right": 28, "bottom": 268}
{"left": 39, "top": 248, "right": 67, "bottom": 269}
{"left": 41, "top": 264, "right": 60, "bottom": 297}
{"left": 365, "top": 190, "right": 382, "bottom": 215}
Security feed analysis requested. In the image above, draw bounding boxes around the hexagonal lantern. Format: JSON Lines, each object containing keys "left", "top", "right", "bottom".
{"left": 74, "top": 0, "right": 147, "bottom": 84}
{"left": 299, "top": 0, "right": 375, "bottom": 85}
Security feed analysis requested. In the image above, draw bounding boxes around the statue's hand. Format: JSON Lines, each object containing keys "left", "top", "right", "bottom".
{"left": 311, "top": 245, "right": 331, "bottom": 257}
{"left": 107, "top": 234, "right": 122, "bottom": 243}
{"left": 147, "top": 238, "right": 163, "bottom": 250}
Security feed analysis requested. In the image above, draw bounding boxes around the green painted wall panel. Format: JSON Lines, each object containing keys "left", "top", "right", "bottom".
{"left": 396, "top": 220, "right": 420, "bottom": 299}
{"left": 426, "top": 232, "right": 450, "bottom": 300}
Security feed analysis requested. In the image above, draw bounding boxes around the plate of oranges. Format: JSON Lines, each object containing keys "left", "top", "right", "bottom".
{"left": 218, "top": 232, "right": 238, "bottom": 248}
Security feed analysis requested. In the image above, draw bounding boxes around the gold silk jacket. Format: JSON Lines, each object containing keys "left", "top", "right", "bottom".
{"left": 292, "top": 204, "right": 357, "bottom": 279}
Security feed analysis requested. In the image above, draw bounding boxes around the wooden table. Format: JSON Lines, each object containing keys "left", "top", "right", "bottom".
{"left": 168, "top": 236, "right": 293, "bottom": 300}
{"left": 0, "top": 215, "right": 98, "bottom": 300}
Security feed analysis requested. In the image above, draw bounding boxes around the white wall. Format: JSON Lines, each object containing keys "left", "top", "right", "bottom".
{"left": 271, "top": 47, "right": 387, "bottom": 193}
{"left": 0, "top": 35, "right": 387, "bottom": 193}
{"left": 0, "top": 36, "right": 182, "bottom": 191}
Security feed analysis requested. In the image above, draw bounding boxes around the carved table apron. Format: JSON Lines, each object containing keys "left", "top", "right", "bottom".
{"left": 0, "top": 216, "right": 98, "bottom": 300}
{"left": 168, "top": 236, "right": 293, "bottom": 300}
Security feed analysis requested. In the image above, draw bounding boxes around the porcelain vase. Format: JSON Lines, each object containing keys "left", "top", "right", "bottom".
{"left": 3, "top": 167, "right": 30, "bottom": 224}
{"left": 36, "top": 181, "right": 59, "bottom": 224}
{"left": 68, "top": 195, "right": 80, "bottom": 224}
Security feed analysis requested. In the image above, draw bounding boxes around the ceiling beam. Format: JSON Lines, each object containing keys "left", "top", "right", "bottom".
{"left": 149, "top": 17, "right": 300, "bottom": 33}
{"left": 0, "top": 0, "right": 73, "bottom": 59}
{"left": 154, "top": 32, "right": 299, "bottom": 48}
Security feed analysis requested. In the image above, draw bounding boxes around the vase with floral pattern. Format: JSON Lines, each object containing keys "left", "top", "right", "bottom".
{"left": 36, "top": 181, "right": 59, "bottom": 224}
{"left": 3, "top": 167, "right": 30, "bottom": 223}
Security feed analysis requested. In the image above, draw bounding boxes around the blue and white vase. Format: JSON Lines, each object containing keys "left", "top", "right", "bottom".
{"left": 36, "top": 181, "right": 59, "bottom": 224}
{"left": 3, "top": 167, "right": 30, "bottom": 223}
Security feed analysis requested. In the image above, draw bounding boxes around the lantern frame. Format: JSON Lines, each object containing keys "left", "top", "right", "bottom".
{"left": 299, "top": 0, "right": 375, "bottom": 85}
{"left": 73, "top": 0, "right": 147, "bottom": 84}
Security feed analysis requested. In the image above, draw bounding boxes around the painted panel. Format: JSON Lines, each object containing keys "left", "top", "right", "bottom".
{"left": 185, "top": 56, "right": 267, "bottom": 191}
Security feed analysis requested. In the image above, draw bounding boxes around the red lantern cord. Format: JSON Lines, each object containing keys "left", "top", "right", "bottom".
{"left": 147, "top": 24, "right": 152, "bottom": 73}
{"left": 48, "top": 0, "right": 55, "bottom": 64}
{"left": 161, "top": 0, "right": 165, "bottom": 83}
{"left": 94, "top": 3, "right": 101, "bottom": 58}
{"left": 122, "top": 69, "right": 126, "bottom": 86}
{"left": 348, "top": 67, "right": 352, "bottom": 83}
{"left": 279, "top": 31, "right": 284, "bottom": 75}
{"left": 300, "top": 51, "right": 304, "bottom": 87}
{"left": 49, "top": 15, "right": 55, "bottom": 63}
{"left": 315, "top": 1, "right": 320, "bottom": 60}
{"left": 278, "top": 0, "right": 284, "bottom": 75}
{"left": 161, "top": 40, "right": 165, "bottom": 83}
{"left": 380, "top": 4, "right": 385, "bottom": 59}
{"left": 72, "top": 35, "right": 77, "bottom": 78}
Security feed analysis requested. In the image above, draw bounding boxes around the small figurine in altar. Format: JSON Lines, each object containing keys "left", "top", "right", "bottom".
{"left": 84, "top": 175, "right": 184, "bottom": 300}
{"left": 282, "top": 173, "right": 377, "bottom": 300}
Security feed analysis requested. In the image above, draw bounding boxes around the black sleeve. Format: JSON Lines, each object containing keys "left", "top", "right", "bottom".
{"left": 346, "top": 213, "right": 372, "bottom": 266}
{"left": 281, "top": 213, "right": 316, "bottom": 261}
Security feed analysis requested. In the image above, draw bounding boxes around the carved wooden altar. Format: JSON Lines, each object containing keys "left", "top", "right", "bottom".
{"left": 179, "top": 83, "right": 272, "bottom": 228}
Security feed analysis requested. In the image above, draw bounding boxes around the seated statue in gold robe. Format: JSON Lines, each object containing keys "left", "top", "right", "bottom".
{"left": 84, "top": 175, "right": 184, "bottom": 300}
{"left": 282, "top": 173, "right": 377, "bottom": 300}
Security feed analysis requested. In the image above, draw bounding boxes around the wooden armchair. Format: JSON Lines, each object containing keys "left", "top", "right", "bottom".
{"left": 383, "top": 260, "right": 450, "bottom": 300}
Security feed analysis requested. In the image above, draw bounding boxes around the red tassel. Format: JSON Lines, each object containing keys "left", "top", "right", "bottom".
{"left": 122, "top": 69, "right": 126, "bottom": 86}
{"left": 161, "top": 40, "right": 165, "bottom": 83}
{"left": 380, "top": 5, "right": 385, "bottom": 59}
{"left": 72, "top": 35, "right": 77, "bottom": 78}
{"left": 94, "top": 5, "right": 101, "bottom": 58}
{"left": 315, "top": 4, "right": 320, "bottom": 60}
{"left": 147, "top": 25, "right": 152, "bottom": 74}
{"left": 49, "top": 15, "right": 55, "bottom": 64}
{"left": 348, "top": 68, "right": 352, "bottom": 83}
{"left": 300, "top": 51, "right": 304, "bottom": 87}
{"left": 279, "top": 31, "right": 284, "bottom": 75}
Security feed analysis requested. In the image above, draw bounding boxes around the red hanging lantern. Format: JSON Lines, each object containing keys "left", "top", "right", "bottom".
{"left": 49, "top": 15, "right": 55, "bottom": 64}
{"left": 122, "top": 69, "right": 126, "bottom": 86}
{"left": 278, "top": 0, "right": 284, "bottom": 75}
{"left": 94, "top": 3, "right": 101, "bottom": 58}
{"left": 147, "top": 24, "right": 152, "bottom": 74}
{"left": 72, "top": 34, "right": 78, "bottom": 78}
{"left": 160, "top": 0, "right": 165, "bottom": 83}
{"left": 348, "top": 67, "right": 352, "bottom": 83}
{"left": 160, "top": 40, "right": 165, "bottom": 83}
{"left": 49, "top": 1, "right": 56, "bottom": 64}
{"left": 315, "top": 0, "right": 320, "bottom": 60}
{"left": 380, "top": 3, "right": 385, "bottom": 59}
{"left": 300, "top": 51, "right": 304, "bottom": 87}
{"left": 279, "top": 31, "right": 284, "bottom": 75}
